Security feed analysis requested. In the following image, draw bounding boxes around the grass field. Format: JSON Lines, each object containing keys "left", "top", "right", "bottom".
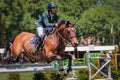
{"left": 0, "top": 70, "right": 76, "bottom": 80}
{"left": 0, "top": 71, "right": 35, "bottom": 80}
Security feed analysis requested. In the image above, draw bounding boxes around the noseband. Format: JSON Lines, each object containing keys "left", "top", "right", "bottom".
{"left": 65, "top": 27, "right": 77, "bottom": 40}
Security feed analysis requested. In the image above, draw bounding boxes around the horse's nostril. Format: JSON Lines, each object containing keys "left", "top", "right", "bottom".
{"left": 74, "top": 43, "right": 78, "bottom": 47}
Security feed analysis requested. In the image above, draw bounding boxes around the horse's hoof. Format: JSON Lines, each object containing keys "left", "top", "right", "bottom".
{"left": 69, "top": 67, "right": 72, "bottom": 71}
{"left": 63, "top": 73, "right": 67, "bottom": 76}
{"left": 59, "top": 68, "right": 64, "bottom": 71}
{"left": 67, "top": 67, "right": 72, "bottom": 73}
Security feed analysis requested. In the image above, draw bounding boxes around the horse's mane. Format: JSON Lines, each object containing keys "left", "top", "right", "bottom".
{"left": 58, "top": 20, "right": 73, "bottom": 27}
{"left": 58, "top": 20, "right": 70, "bottom": 26}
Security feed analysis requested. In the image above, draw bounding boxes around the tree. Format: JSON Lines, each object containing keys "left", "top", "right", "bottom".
{"left": 0, "top": 0, "right": 120, "bottom": 47}
{"left": 78, "top": 5, "right": 119, "bottom": 45}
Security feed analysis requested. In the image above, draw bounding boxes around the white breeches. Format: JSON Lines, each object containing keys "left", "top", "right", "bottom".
{"left": 37, "top": 26, "right": 55, "bottom": 37}
{"left": 37, "top": 27, "right": 43, "bottom": 37}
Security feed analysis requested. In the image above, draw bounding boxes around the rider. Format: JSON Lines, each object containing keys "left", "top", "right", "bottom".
{"left": 34, "top": 2, "right": 59, "bottom": 53}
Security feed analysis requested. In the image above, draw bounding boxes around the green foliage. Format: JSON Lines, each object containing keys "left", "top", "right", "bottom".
{"left": 0, "top": 0, "right": 120, "bottom": 47}
{"left": 49, "top": 72, "right": 66, "bottom": 80}
{"left": 79, "top": 6, "right": 114, "bottom": 37}
{"left": 111, "top": 61, "right": 119, "bottom": 79}
{"left": 76, "top": 69, "right": 88, "bottom": 80}
{"left": 33, "top": 71, "right": 48, "bottom": 80}
{"left": 7, "top": 72, "right": 20, "bottom": 80}
{"left": 78, "top": 5, "right": 120, "bottom": 45}
{"left": 33, "top": 71, "right": 66, "bottom": 80}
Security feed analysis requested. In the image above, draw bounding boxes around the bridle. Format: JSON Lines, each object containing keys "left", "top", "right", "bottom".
{"left": 65, "top": 29, "right": 77, "bottom": 40}
{"left": 55, "top": 24, "right": 77, "bottom": 45}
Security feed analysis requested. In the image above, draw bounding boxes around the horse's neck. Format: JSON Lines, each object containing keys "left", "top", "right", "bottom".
{"left": 54, "top": 30, "right": 65, "bottom": 45}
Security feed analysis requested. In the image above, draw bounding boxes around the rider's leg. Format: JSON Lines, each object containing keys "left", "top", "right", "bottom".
{"left": 33, "top": 27, "right": 54, "bottom": 54}
{"left": 37, "top": 26, "right": 44, "bottom": 39}
{"left": 32, "top": 27, "right": 44, "bottom": 55}
{"left": 36, "top": 26, "right": 44, "bottom": 48}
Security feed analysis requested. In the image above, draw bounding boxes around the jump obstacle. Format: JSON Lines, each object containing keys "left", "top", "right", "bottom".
{"left": 0, "top": 46, "right": 115, "bottom": 80}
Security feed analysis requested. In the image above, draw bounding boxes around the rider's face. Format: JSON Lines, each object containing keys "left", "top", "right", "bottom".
{"left": 51, "top": 7, "right": 57, "bottom": 14}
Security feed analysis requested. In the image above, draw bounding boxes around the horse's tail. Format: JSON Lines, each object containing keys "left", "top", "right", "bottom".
{"left": 4, "top": 42, "right": 11, "bottom": 57}
{"left": 4, "top": 37, "right": 15, "bottom": 57}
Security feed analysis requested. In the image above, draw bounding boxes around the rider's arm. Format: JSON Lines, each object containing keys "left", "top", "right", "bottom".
{"left": 35, "top": 15, "right": 42, "bottom": 27}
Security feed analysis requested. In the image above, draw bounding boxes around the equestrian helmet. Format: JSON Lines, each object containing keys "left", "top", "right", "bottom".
{"left": 48, "top": 2, "right": 57, "bottom": 10}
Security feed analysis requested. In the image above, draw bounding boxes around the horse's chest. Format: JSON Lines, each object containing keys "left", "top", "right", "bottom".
{"left": 57, "top": 45, "right": 65, "bottom": 54}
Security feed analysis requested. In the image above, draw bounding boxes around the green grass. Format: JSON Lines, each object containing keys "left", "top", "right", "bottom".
{"left": 0, "top": 71, "right": 73, "bottom": 80}
{"left": 0, "top": 72, "right": 35, "bottom": 80}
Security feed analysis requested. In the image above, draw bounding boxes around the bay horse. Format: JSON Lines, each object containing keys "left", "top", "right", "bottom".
{"left": 4, "top": 20, "right": 78, "bottom": 72}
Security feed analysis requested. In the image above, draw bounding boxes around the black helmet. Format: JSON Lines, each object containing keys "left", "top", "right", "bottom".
{"left": 48, "top": 2, "right": 57, "bottom": 10}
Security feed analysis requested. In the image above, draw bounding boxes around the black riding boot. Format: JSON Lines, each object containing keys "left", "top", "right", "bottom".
{"left": 32, "top": 31, "right": 49, "bottom": 55}
{"left": 32, "top": 34, "right": 41, "bottom": 55}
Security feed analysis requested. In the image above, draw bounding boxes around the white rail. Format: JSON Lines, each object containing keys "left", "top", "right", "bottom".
{"left": 0, "top": 48, "right": 4, "bottom": 53}
{"left": 0, "top": 65, "right": 87, "bottom": 73}
{"left": 65, "top": 46, "right": 115, "bottom": 51}
{"left": 0, "top": 46, "right": 115, "bottom": 53}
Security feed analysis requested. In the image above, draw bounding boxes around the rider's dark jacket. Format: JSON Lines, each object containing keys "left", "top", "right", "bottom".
{"left": 35, "top": 10, "right": 59, "bottom": 28}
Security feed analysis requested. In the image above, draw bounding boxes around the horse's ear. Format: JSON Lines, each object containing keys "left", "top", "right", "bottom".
{"left": 58, "top": 20, "right": 65, "bottom": 27}
{"left": 65, "top": 21, "right": 70, "bottom": 27}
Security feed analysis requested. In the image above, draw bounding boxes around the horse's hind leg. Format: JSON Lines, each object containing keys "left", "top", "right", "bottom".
{"left": 58, "top": 60, "right": 64, "bottom": 71}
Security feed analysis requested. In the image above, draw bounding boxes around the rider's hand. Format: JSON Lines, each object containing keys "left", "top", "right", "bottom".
{"left": 54, "top": 23, "right": 58, "bottom": 27}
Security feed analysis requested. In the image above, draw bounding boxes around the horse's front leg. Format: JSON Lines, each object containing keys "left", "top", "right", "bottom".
{"left": 65, "top": 53, "right": 72, "bottom": 73}
{"left": 46, "top": 52, "right": 63, "bottom": 70}
{"left": 50, "top": 55, "right": 64, "bottom": 71}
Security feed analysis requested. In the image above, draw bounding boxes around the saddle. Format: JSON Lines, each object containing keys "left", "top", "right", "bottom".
{"left": 30, "top": 28, "right": 55, "bottom": 50}
{"left": 30, "top": 34, "right": 49, "bottom": 52}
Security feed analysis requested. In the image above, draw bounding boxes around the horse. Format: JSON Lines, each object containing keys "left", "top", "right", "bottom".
{"left": 4, "top": 20, "right": 78, "bottom": 72}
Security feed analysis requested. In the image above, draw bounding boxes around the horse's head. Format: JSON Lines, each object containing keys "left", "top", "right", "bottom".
{"left": 57, "top": 20, "right": 79, "bottom": 47}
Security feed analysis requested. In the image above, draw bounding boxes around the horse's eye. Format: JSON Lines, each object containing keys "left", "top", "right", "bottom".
{"left": 66, "top": 30, "right": 70, "bottom": 34}
{"left": 68, "top": 31, "right": 70, "bottom": 33}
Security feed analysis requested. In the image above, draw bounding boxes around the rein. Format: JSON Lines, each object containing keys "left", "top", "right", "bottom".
{"left": 56, "top": 28, "right": 72, "bottom": 45}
